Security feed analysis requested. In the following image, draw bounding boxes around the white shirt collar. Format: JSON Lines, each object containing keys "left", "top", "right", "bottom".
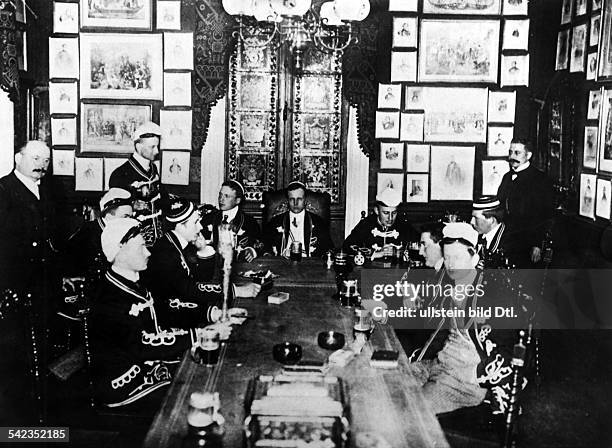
{"left": 484, "top": 223, "right": 501, "bottom": 248}
{"left": 172, "top": 230, "right": 189, "bottom": 249}
{"left": 434, "top": 257, "right": 444, "bottom": 272}
{"left": 111, "top": 265, "right": 139, "bottom": 283}
{"left": 290, "top": 210, "right": 305, "bottom": 223}
{"left": 133, "top": 151, "right": 151, "bottom": 170}
{"left": 14, "top": 169, "right": 40, "bottom": 199}
{"left": 514, "top": 161, "right": 530, "bottom": 173}
{"left": 222, "top": 206, "right": 239, "bottom": 223}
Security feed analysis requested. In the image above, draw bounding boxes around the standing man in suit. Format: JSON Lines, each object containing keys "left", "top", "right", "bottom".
{"left": 497, "top": 139, "right": 554, "bottom": 266}
{"left": 109, "top": 121, "right": 166, "bottom": 246}
{"left": 200, "top": 180, "right": 263, "bottom": 262}
{"left": 263, "top": 181, "right": 334, "bottom": 257}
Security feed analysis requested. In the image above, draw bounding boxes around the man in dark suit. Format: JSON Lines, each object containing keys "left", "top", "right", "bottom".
{"left": 200, "top": 180, "right": 263, "bottom": 262}
{"left": 109, "top": 121, "right": 166, "bottom": 246}
{"left": 497, "top": 139, "right": 554, "bottom": 266}
{"left": 263, "top": 182, "right": 334, "bottom": 257}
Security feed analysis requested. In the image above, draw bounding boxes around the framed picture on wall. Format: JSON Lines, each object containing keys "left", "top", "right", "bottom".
{"left": 487, "top": 126, "right": 514, "bottom": 156}
{"left": 81, "top": 0, "right": 151, "bottom": 29}
{"left": 75, "top": 157, "right": 104, "bottom": 191}
{"left": 596, "top": 178, "right": 611, "bottom": 219}
{"left": 488, "top": 91, "right": 516, "bottom": 123}
{"left": 423, "top": 87, "right": 488, "bottom": 143}
{"left": 51, "top": 117, "right": 77, "bottom": 146}
{"left": 587, "top": 52, "right": 598, "bottom": 79}
{"left": 377, "top": 173, "right": 404, "bottom": 197}
{"left": 380, "top": 143, "right": 404, "bottom": 170}
{"left": 52, "top": 149, "right": 75, "bottom": 176}
{"left": 53, "top": 2, "right": 79, "bottom": 34}
{"left": 584, "top": 126, "right": 599, "bottom": 169}
{"left": 390, "top": 51, "right": 417, "bottom": 82}
{"left": 161, "top": 151, "right": 190, "bottom": 185}
{"left": 81, "top": 103, "right": 151, "bottom": 154}
{"left": 80, "top": 33, "right": 162, "bottom": 99}
{"left": 406, "top": 144, "right": 430, "bottom": 172}
{"left": 157, "top": 1, "right": 181, "bottom": 30}
{"left": 238, "top": 74, "right": 272, "bottom": 110}
{"left": 405, "top": 86, "right": 424, "bottom": 110}
{"left": 481, "top": 160, "right": 509, "bottom": 195}
{"left": 302, "top": 155, "right": 332, "bottom": 190}
{"left": 375, "top": 111, "right": 400, "bottom": 139}
{"left": 561, "top": 0, "right": 573, "bottom": 25}
{"left": 302, "top": 114, "right": 332, "bottom": 151}
{"left": 302, "top": 76, "right": 335, "bottom": 112}
{"left": 378, "top": 84, "right": 401, "bottom": 109}
{"left": 503, "top": 19, "right": 529, "bottom": 51}
{"left": 502, "top": 0, "right": 528, "bottom": 15}
{"left": 160, "top": 109, "right": 192, "bottom": 149}
{"left": 389, "top": 0, "right": 418, "bottom": 11}
{"left": 579, "top": 173, "right": 596, "bottom": 219}
{"left": 392, "top": 17, "right": 418, "bottom": 48}
{"left": 164, "top": 32, "right": 194, "bottom": 70}
{"left": 405, "top": 174, "right": 428, "bottom": 203}
{"left": 400, "top": 112, "right": 424, "bottom": 141}
{"left": 556, "top": 29, "right": 570, "bottom": 70}
{"left": 104, "top": 158, "right": 127, "bottom": 190}
{"left": 591, "top": 14, "right": 601, "bottom": 47}
{"left": 570, "top": 24, "right": 587, "bottom": 72}
{"left": 49, "top": 37, "right": 79, "bottom": 79}
{"left": 501, "top": 54, "right": 530, "bottom": 86}
{"left": 598, "top": 0, "right": 612, "bottom": 80}
{"left": 423, "top": 0, "right": 500, "bottom": 14}
{"left": 238, "top": 112, "right": 268, "bottom": 148}
{"left": 576, "top": 0, "right": 587, "bottom": 16}
{"left": 588, "top": 89, "right": 602, "bottom": 120}
{"left": 598, "top": 89, "right": 612, "bottom": 173}
{"left": 49, "top": 81, "right": 78, "bottom": 115}
{"left": 430, "top": 145, "right": 475, "bottom": 201}
{"left": 163, "top": 72, "right": 192, "bottom": 107}
{"left": 237, "top": 153, "right": 268, "bottom": 189}
{"left": 419, "top": 19, "right": 500, "bottom": 83}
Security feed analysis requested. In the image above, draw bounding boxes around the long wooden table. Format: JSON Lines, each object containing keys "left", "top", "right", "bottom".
{"left": 144, "top": 257, "right": 449, "bottom": 448}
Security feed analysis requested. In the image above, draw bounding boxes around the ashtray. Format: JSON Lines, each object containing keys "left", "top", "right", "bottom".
{"left": 272, "top": 342, "right": 303, "bottom": 365}
{"left": 317, "top": 331, "right": 346, "bottom": 351}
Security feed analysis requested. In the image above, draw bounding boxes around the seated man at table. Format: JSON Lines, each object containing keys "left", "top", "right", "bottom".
{"left": 262, "top": 181, "right": 334, "bottom": 258}
{"left": 343, "top": 187, "right": 416, "bottom": 260}
{"left": 200, "top": 180, "right": 263, "bottom": 262}
{"left": 89, "top": 218, "right": 231, "bottom": 410}
{"left": 144, "top": 197, "right": 260, "bottom": 328}
{"left": 409, "top": 222, "right": 519, "bottom": 416}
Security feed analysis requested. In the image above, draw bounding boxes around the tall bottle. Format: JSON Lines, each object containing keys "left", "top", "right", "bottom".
{"left": 183, "top": 392, "right": 224, "bottom": 448}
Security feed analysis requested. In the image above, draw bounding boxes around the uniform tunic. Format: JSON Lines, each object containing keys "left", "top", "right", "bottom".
{"left": 200, "top": 208, "right": 264, "bottom": 260}
{"left": 262, "top": 211, "right": 334, "bottom": 257}
{"left": 343, "top": 214, "right": 415, "bottom": 253}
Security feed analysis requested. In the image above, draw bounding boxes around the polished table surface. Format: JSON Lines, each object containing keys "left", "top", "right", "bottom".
{"left": 144, "top": 257, "right": 449, "bottom": 448}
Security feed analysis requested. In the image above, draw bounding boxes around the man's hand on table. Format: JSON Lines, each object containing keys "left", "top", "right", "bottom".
{"left": 234, "top": 282, "right": 261, "bottom": 298}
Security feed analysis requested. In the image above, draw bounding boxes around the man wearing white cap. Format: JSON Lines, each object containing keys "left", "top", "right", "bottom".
{"left": 471, "top": 195, "right": 518, "bottom": 268}
{"left": 343, "top": 187, "right": 416, "bottom": 259}
{"left": 263, "top": 181, "right": 334, "bottom": 257}
{"left": 200, "top": 180, "right": 263, "bottom": 263}
{"left": 109, "top": 121, "right": 166, "bottom": 246}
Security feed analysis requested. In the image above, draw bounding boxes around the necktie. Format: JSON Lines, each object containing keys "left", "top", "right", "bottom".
{"left": 222, "top": 214, "right": 229, "bottom": 224}
{"left": 292, "top": 217, "right": 298, "bottom": 227}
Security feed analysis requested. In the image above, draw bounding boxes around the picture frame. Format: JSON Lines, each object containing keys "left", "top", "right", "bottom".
{"left": 392, "top": 17, "right": 418, "bottom": 48}
{"left": 160, "top": 109, "right": 192, "bottom": 149}
{"left": 423, "top": 0, "right": 501, "bottom": 14}
{"left": 81, "top": 0, "right": 151, "bottom": 29}
{"left": 302, "top": 76, "right": 335, "bottom": 112}
{"left": 598, "top": 89, "right": 612, "bottom": 173}
{"left": 161, "top": 151, "right": 190, "bottom": 186}
{"left": 487, "top": 126, "right": 514, "bottom": 157}
{"left": 406, "top": 144, "right": 430, "bottom": 172}
{"left": 406, "top": 174, "right": 429, "bottom": 203}
{"left": 302, "top": 155, "right": 332, "bottom": 190}
{"left": 584, "top": 125, "right": 599, "bottom": 169}
{"left": 164, "top": 72, "right": 192, "bottom": 107}
{"left": 423, "top": 87, "right": 488, "bottom": 143}
{"left": 405, "top": 86, "right": 424, "bottom": 110}
{"left": 488, "top": 91, "right": 516, "bottom": 123}
{"left": 238, "top": 74, "right": 272, "bottom": 110}
{"left": 237, "top": 153, "right": 269, "bottom": 190}
{"left": 570, "top": 24, "right": 588, "bottom": 72}
{"left": 389, "top": 0, "right": 418, "bottom": 11}
{"left": 52, "top": 149, "right": 75, "bottom": 176}
{"left": 503, "top": 19, "right": 530, "bottom": 51}
{"left": 377, "top": 173, "right": 404, "bottom": 198}
{"left": 587, "top": 89, "right": 602, "bottom": 120}
{"left": 164, "top": 32, "right": 194, "bottom": 70}
{"left": 49, "top": 37, "right": 79, "bottom": 79}
{"left": 596, "top": 178, "right": 611, "bottom": 219}
{"left": 591, "top": 14, "right": 601, "bottom": 47}
{"left": 380, "top": 143, "right": 404, "bottom": 170}
{"left": 375, "top": 111, "right": 400, "bottom": 139}
{"left": 51, "top": 117, "right": 77, "bottom": 146}
{"left": 598, "top": 0, "right": 612, "bottom": 80}
{"left": 49, "top": 81, "right": 78, "bottom": 115}
{"left": 579, "top": 173, "right": 597, "bottom": 219}
{"left": 81, "top": 103, "right": 152, "bottom": 154}
{"left": 80, "top": 33, "right": 163, "bottom": 100}
{"left": 157, "top": 1, "right": 181, "bottom": 30}
{"left": 400, "top": 112, "right": 424, "bottom": 141}
{"left": 419, "top": 19, "right": 500, "bottom": 83}
{"left": 430, "top": 145, "right": 475, "bottom": 201}
{"left": 75, "top": 157, "right": 104, "bottom": 191}
{"left": 502, "top": 0, "right": 528, "bottom": 16}
{"left": 378, "top": 84, "right": 402, "bottom": 109}
{"left": 576, "top": 0, "right": 588, "bottom": 16}
{"left": 501, "top": 54, "right": 530, "bottom": 86}
{"left": 302, "top": 114, "right": 332, "bottom": 151}
{"left": 556, "top": 29, "right": 570, "bottom": 70}
{"left": 239, "top": 112, "right": 270, "bottom": 149}
{"left": 561, "top": 0, "right": 573, "bottom": 25}
{"left": 104, "top": 158, "right": 128, "bottom": 190}
{"left": 481, "top": 160, "right": 509, "bottom": 195}
{"left": 391, "top": 51, "right": 417, "bottom": 83}
{"left": 53, "top": 2, "right": 79, "bottom": 34}
{"left": 587, "top": 51, "right": 598, "bottom": 79}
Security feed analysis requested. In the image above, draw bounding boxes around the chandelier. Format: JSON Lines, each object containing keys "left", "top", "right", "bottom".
{"left": 222, "top": 0, "right": 370, "bottom": 70}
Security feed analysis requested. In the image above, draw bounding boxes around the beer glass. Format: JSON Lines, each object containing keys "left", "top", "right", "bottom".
{"left": 353, "top": 308, "right": 374, "bottom": 341}
{"left": 290, "top": 241, "right": 302, "bottom": 261}
{"left": 191, "top": 327, "right": 220, "bottom": 366}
